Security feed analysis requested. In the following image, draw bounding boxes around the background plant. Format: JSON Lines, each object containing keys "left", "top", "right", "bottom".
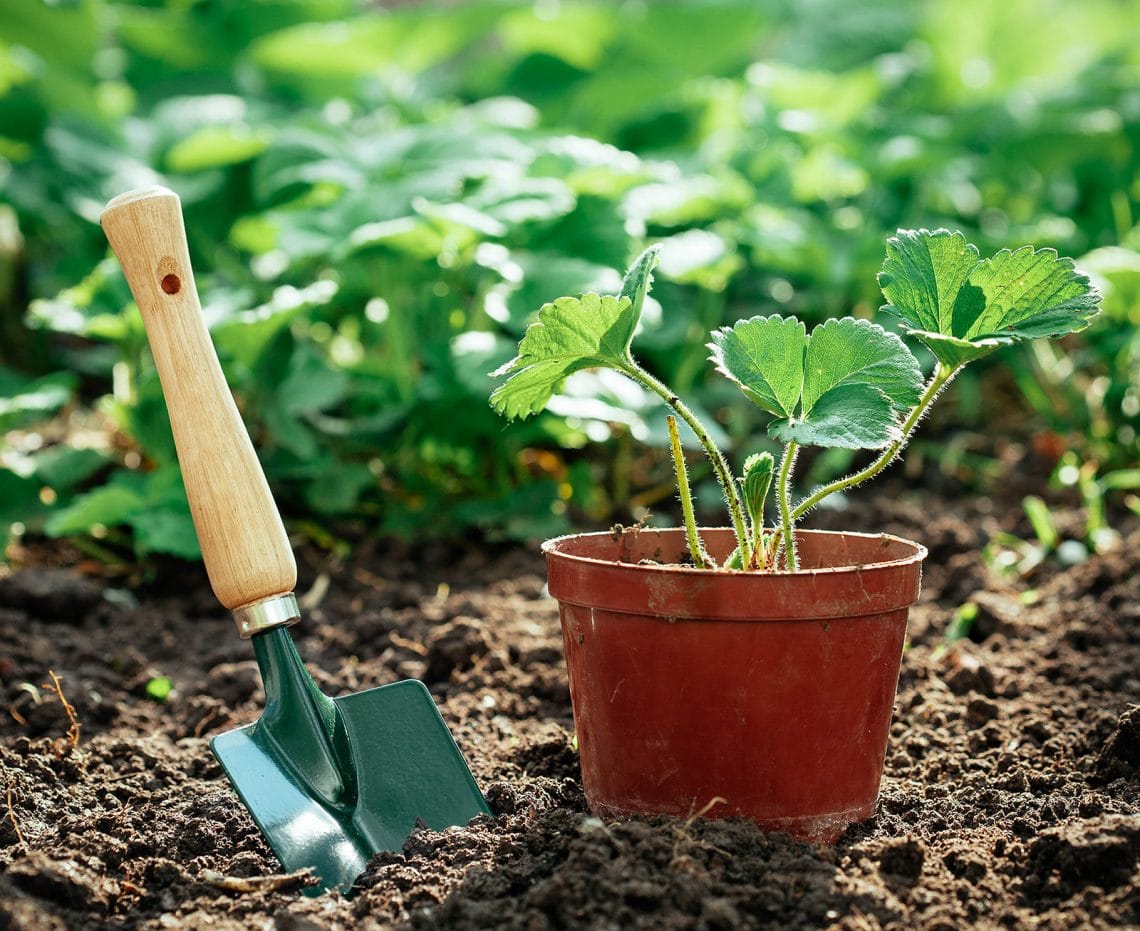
{"left": 1, "top": 0, "right": 1136, "bottom": 562}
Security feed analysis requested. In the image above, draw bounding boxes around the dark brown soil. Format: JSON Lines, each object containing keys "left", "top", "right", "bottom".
{"left": 1, "top": 489, "right": 1137, "bottom": 930}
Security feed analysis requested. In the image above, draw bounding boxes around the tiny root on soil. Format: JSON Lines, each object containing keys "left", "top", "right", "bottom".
{"left": 43, "top": 669, "right": 80, "bottom": 756}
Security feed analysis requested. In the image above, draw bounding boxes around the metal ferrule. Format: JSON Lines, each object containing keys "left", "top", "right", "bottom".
{"left": 233, "top": 593, "right": 301, "bottom": 638}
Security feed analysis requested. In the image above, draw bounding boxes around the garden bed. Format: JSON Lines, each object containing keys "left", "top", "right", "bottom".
{"left": 1, "top": 488, "right": 1137, "bottom": 929}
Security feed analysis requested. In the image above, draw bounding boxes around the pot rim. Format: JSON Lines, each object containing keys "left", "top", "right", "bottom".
{"left": 542, "top": 526, "right": 928, "bottom": 576}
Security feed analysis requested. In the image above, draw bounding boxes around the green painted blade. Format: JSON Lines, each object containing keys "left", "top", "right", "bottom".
{"left": 212, "top": 657, "right": 489, "bottom": 894}
{"left": 211, "top": 722, "right": 371, "bottom": 893}
{"left": 337, "top": 681, "right": 490, "bottom": 852}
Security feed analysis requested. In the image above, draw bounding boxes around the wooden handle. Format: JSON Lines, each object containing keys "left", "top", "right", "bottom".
{"left": 101, "top": 187, "right": 296, "bottom": 611}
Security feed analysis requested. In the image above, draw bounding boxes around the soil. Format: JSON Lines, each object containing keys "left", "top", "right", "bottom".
{"left": 1, "top": 487, "right": 1137, "bottom": 930}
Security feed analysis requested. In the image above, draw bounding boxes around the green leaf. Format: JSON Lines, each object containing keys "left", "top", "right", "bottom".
{"left": 879, "top": 229, "right": 1101, "bottom": 366}
{"left": 45, "top": 485, "right": 144, "bottom": 538}
{"left": 801, "top": 318, "right": 923, "bottom": 416}
{"left": 0, "top": 468, "right": 42, "bottom": 530}
{"left": 713, "top": 315, "right": 923, "bottom": 450}
{"left": 0, "top": 371, "right": 76, "bottom": 432}
{"left": 770, "top": 383, "right": 901, "bottom": 449}
{"left": 964, "top": 246, "right": 1101, "bottom": 341}
{"left": 892, "top": 331, "right": 998, "bottom": 369}
{"left": 490, "top": 293, "right": 639, "bottom": 420}
{"left": 251, "top": 10, "right": 488, "bottom": 81}
{"left": 165, "top": 125, "right": 271, "bottom": 173}
{"left": 741, "top": 452, "right": 774, "bottom": 526}
{"left": 145, "top": 676, "right": 173, "bottom": 703}
{"left": 656, "top": 229, "right": 744, "bottom": 292}
{"left": 131, "top": 509, "right": 200, "bottom": 560}
{"left": 708, "top": 315, "right": 806, "bottom": 418}
{"left": 277, "top": 346, "right": 349, "bottom": 416}
{"left": 878, "top": 229, "right": 980, "bottom": 338}
{"left": 619, "top": 245, "right": 662, "bottom": 322}
{"left": 33, "top": 447, "right": 109, "bottom": 491}
{"left": 304, "top": 463, "right": 374, "bottom": 516}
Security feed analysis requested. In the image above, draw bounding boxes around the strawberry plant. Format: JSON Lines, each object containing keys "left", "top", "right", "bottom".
{"left": 491, "top": 229, "right": 1101, "bottom": 570}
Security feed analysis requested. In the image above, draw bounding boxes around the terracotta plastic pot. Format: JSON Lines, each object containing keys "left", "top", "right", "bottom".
{"left": 543, "top": 527, "right": 927, "bottom": 842}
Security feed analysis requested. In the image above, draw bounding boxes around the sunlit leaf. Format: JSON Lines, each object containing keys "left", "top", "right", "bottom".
{"left": 0, "top": 371, "right": 76, "bottom": 431}
{"left": 880, "top": 229, "right": 1101, "bottom": 366}
{"left": 45, "top": 484, "right": 143, "bottom": 538}
{"left": 966, "top": 245, "right": 1101, "bottom": 340}
{"left": 801, "top": 318, "right": 922, "bottom": 416}
{"left": 713, "top": 315, "right": 923, "bottom": 449}
{"left": 709, "top": 315, "right": 806, "bottom": 418}
{"left": 619, "top": 244, "right": 661, "bottom": 320}
{"left": 490, "top": 293, "right": 639, "bottom": 419}
{"left": 770, "top": 382, "right": 901, "bottom": 449}
{"left": 165, "top": 125, "right": 271, "bottom": 173}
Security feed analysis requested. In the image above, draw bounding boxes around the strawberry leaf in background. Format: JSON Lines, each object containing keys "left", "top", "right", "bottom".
{"left": 879, "top": 229, "right": 1101, "bottom": 368}
{"left": 0, "top": 370, "right": 76, "bottom": 432}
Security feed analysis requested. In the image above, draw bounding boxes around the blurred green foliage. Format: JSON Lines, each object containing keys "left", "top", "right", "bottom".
{"left": 1, "top": 0, "right": 1137, "bottom": 559}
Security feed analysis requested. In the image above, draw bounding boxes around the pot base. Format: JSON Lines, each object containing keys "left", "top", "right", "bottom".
{"left": 588, "top": 798, "right": 875, "bottom": 844}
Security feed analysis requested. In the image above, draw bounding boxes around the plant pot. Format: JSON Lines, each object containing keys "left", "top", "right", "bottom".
{"left": 543, "top": 527, "right": 927, "bottom": 842}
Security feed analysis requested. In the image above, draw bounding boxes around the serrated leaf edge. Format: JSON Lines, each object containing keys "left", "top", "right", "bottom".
{"left": 707, "top": 313, "right": 806, "bottom": 418}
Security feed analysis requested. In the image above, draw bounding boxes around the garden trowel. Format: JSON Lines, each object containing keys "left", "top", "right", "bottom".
{"left": 100, "top": 187, "right": 489, "bottom": 893}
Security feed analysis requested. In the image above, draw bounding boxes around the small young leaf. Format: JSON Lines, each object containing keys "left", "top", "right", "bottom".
{"left": 708, "top": 315, "right": 806, "bottom": 418}
{"left": 741, "top": 452, "right": 774, "bottom": 526}
{"left": 145, "top": 676, "right": 174, "bottom": 703}
{"left": 879, "top": 229, "right": 1100, "bottom": 367}
{"left": 620, "top": 245, "right": 662, "bottom": 321}
{"left": 490, "top": 292, "right": 639, "bottom": 419}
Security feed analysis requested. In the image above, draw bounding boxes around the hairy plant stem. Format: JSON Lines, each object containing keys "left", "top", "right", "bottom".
{"left": 790, "top": 362, "right": 962, "bottom": 522}
{"left": 776, "top": 441, "right": 799, "bottom": 571}
{"left": 748, "top": 520, "right": 766, "bottom": 571}
{"left": 666, "top": 415, "right": 711, "bottom": 568}
{"left": 617, "top": 360, "right": 753, "bottom": 567}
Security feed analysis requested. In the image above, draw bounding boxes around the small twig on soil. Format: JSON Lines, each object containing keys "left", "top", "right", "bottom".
{"left": 192, "top": 708, "right": 223, "bottom": 740}
{"left": 117, "top": 864, "right": 146, "bottom": 901}
{"left": 351, "top": 567, "right": 388, "bottom": 591}
{"left": 687, "top": 796, "right": 728, "bottom": 821}
{"left": 5, "top": 786, "right": 29, "bottom": 853}
{"left": 671, "top": 796, "right": 730, "bottom": 869}
{"left": 389, "top": 632, "right": 428, "bottom": 656}
{"left": 298, "top": 572, "right": 331, "bottom": 611}
{"left": 200, "top": 868, "right": 316, "bottom": 895}
{"left": 43, "top": 670, "right": 80, "bottom": 755}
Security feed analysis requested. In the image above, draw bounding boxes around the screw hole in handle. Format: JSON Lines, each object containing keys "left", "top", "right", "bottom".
{"left": 161, "top": 273, "right": 182, "bottom": 294}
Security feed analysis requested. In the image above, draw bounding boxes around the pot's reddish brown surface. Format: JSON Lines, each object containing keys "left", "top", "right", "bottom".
{"left": 545, "top": 529, "right": 926, "bottom": 841}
